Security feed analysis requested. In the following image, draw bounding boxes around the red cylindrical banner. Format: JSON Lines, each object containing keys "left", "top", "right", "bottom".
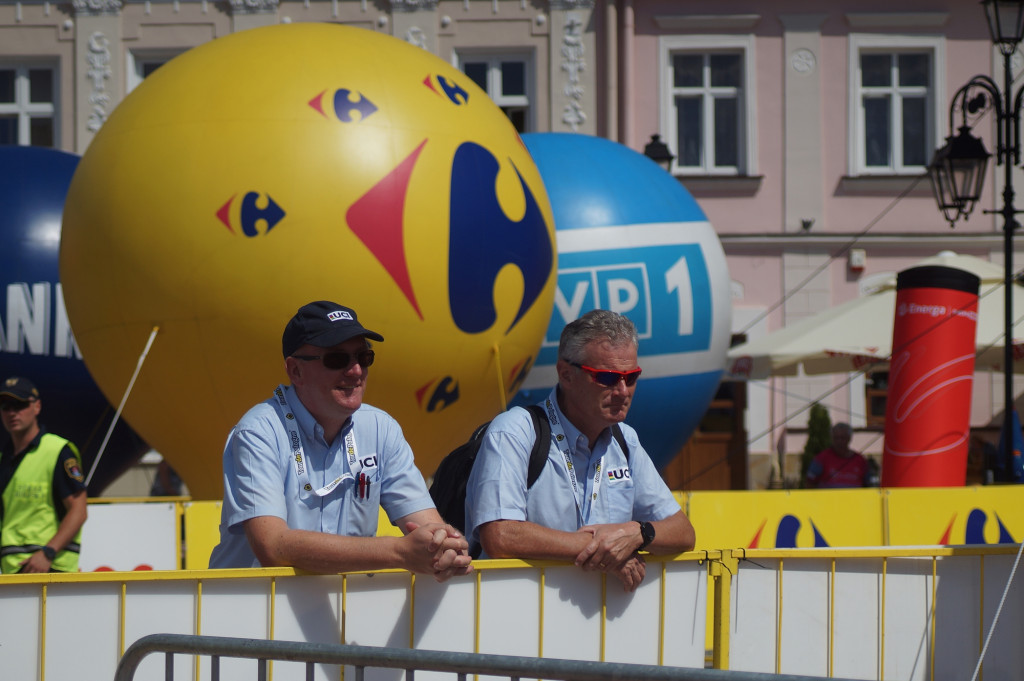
{"left": 882, "top": 265, "right": 980, "bottom": 487}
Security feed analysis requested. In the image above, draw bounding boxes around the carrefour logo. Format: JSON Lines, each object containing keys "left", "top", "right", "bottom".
{"left": 347, "top": 139, "right": 552, "bottom": 335}
{"left": 216, "top": 192, "right": 286, "bottom": 237}
{"left": 308, "top": 88, "right": 378, "bottom": 122}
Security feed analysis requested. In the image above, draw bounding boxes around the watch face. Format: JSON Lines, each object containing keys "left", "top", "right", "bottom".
{"left": 640, "top": 521, "right": 655, "bottom": 547}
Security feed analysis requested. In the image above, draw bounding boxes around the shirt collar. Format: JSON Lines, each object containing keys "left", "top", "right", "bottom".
{"left": 548, "top": 386, "right": 615, "bottom": 458}
{"left": 282, "top": 386, "right": 355, "bottom": 446}
{"left": 548, "top": 387, "right": 592, "bottom": 458}
{"left": 1, "top": 425, "right": 46, "bottom": 461}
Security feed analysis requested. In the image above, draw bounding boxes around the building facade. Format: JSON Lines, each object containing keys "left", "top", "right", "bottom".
{"left": 4, "top": 0, "right": 1020, "bottom": 488}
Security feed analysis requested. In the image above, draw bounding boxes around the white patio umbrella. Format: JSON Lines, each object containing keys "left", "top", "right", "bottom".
{"left": 727, "top": 252, "right": 1024, "bottom": 380}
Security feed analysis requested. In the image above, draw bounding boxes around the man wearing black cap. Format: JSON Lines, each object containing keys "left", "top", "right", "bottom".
{"left": 209, "top": 301, "right": 472, "bottom": 580}
{"left": 0, "top": 377, "right": 88, "bottom": 573}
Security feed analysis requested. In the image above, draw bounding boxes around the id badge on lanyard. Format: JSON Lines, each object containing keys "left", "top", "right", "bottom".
{"left": 544, "top": 398, "right": 604, "bottom": 526}
{"left": 273, "top": 385, "right": 362, "bottom": 497}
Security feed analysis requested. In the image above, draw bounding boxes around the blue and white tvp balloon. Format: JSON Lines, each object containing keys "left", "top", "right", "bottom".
{"left": 515, "top": 133, "right": 732, "bottom": 470}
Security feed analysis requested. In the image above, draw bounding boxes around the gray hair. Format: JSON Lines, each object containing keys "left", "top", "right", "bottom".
{"left": 558, "top": 310, "right": 638, "bottom": 364}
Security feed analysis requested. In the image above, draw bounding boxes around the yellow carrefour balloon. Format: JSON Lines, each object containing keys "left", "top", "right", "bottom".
{"left": 60, "top": 23, "right": 555, "bottom": 499}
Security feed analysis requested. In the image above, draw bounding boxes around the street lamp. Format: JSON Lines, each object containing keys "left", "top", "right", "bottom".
{"left": 643, "top": 134, "right": 675, "bottom": 171}
{"left": 927, "top": 0, "right": 1024, "bottom": 477}
{"left": 929, "top": 124, "right": 991, "bottom": 225}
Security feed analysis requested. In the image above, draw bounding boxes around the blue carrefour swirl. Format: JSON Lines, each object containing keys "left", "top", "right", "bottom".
{"left": 448, "top": 142, "right": 553, "bottom": 334}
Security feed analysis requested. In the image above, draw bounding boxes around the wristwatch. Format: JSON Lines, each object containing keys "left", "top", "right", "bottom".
{"left": 41, "top": 546, "right": 56, "bottom": 561}
{"left": 637, "top": 521, "right": 655, "bottom": 551}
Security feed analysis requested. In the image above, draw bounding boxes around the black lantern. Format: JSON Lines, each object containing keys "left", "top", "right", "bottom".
{"left": 643, "top": 134, "right": 675, "bottom": 171}
{"left": 928, "top": 125, "right": 991, "bottom": 225}
{"left": 983, "top": 0, "right": 1024, "bottom": 55}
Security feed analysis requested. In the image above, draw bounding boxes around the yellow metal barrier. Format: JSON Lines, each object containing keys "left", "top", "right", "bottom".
{"left": 4, "top": 543, "right": 1023, "bottom": 679}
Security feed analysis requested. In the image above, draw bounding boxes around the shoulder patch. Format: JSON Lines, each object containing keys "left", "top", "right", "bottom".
{"left": 64, "top": 458, "right": 85, "bottom": 482}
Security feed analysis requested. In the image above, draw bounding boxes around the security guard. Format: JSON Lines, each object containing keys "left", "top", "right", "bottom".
{"left": 0, "top": 377, "right": 87, "bottom": 573}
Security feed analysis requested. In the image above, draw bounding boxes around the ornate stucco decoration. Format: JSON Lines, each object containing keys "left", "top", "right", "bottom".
{"left": 405, "top": 26, "right": 427, "bottom": 49}
{"left": 790, "top": 48, "right": 816, "bottom": 75}
{"left": 560, "top": 12, "right": 586, "bottom": 131}
{"left": 550, "top": 0, "right": 593, "bottom": 10}
{"left": 391, "top": 0, "right": 438, "bottom": 11}
{"left": 228, "top": 0, "right": 278, "bottom": 14}
{"left": 72, "top": 0, "right": 122, "bottom": 16}
{"left": 86, "top": 31, "right": 111, "bottom": 133}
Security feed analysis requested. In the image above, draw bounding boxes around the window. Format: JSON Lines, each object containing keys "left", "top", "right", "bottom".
{"left": 127, "top": 50, "right": 186, "bottom": 93}
{"left": 0, "top": 64, "right": 57, "bottom": 147}
{"left": 849, "top": 35, "right": 944, "bottom": 175}
{"left": 865, "top": 371, "right": 888, "bottom": 428}
{"left": 457, "top": 53, "right": 532, "bottom": 133}
{"left": 659, "top": 35, "right": 756, "bottom": 176}
{"left": 672, "top": 52, "right": 742, "bottom": 172}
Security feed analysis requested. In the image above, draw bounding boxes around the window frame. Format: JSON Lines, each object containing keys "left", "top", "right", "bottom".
{"left": 0, "top": 61, "right": 59, "bottom": 147}
{"left": 455, "top": 50, "right": 534, "bottom": 133}
{"left": 658, "top": 34, "right": 757, "bottom": 177}
{"left": 126, "top": 49, "right": 187, "bottom": 93}
{"left": 847, "top": 34, "right": 945, "bottom": 176}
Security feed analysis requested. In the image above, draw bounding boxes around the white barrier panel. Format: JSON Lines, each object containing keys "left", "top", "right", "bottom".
{"left": 0, "top": 558, "right": 707, "bottom": 681}
{"left": 79, "top": 502, "right": 180, "bottom": 572}
{"left": 728, "top": 549, "right": 1024, "bottom": 680}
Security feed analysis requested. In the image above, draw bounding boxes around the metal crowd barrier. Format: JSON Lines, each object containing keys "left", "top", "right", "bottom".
{"left": 114, "top": 633, "right": 861, "bottom": 681}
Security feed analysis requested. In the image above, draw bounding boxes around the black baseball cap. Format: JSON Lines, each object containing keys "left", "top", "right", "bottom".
{"left": 0, "top": 377, "right": 40, "bottom": 403}
{"left": 282, "top": 301, "right": 384, "bottom": 358}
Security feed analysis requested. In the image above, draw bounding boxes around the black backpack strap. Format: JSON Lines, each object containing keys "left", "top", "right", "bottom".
{"left": 612, "top": 424, "right": 629, "bottom": 462}
{"left": 524, "top": 404, "right": 551, "bottom": 489}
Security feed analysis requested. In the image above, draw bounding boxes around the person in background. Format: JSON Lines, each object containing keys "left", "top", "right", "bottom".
{"left": 208, "top": 300, "right": 472, "bottom": 581}
{"left": 0, "top": 377, "right": 87, "bottom": 573}
{"left": 805, "top": 422, "right": 877, "bottom": 488}
{"left": 464, "top": 310, "right": 695, "bottom": 592}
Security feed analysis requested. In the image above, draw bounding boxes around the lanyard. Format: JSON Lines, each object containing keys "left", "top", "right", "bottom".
{"left": 544, "top": 398, "right": 604, "bottom": 527}
{"left": 273, "top": 385, "right": 361, "bottom": 497}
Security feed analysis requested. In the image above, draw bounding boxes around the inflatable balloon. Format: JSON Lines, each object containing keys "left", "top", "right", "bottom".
{"left": 514, "top": 133, "right": 732, "bottom": 469}
{"left": 60, "top": 23, "right": 556, "bottom": 499}
{"left": 0, "top": 146, "right": 149, "bottom": 494}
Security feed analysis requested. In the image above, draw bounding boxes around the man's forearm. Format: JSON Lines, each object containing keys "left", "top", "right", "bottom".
{"left": 51, "top": 491, "right": 87, "bottom": 552}
{"left": 245, "top": 516, "right": 469, "bottom": 576}
{"left": 247, "top": 520, "right": 405, "bottom": 573}
{"left": 646, "top": 511, "right": 696, "bottom": 554}
{"left": 479, "top": 519, "right": 591, "bottom": 561}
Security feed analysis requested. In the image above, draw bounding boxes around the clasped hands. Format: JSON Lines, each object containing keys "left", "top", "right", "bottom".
{"left": 573, "top": 522, "right": 646, "bottom": 592}
{"left": 403, "top": 521, "right": 473, "bottom": 582}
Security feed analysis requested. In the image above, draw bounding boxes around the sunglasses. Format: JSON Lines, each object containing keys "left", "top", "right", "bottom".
{"left": 571, "top": 362, "right": 642, "bottom": 387}
{"left": 292, "top": 349, "right": 375, "bottom": 371}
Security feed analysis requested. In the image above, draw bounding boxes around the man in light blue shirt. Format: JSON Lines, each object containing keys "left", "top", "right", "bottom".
{"left": 209, "top": 301, "right": 472, "bottom": 581}
{"left": 465, "top": 310, "right": 694, "bottom": 591}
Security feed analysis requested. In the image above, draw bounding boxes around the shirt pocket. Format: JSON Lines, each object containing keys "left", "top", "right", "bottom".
{"left": 602, "top": 473, "right": 636, "bottom": 522}
{"left": 342, "top": 468, "right": 382, "bottom": 536}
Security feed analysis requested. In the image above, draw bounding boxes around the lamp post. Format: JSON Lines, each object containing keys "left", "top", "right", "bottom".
{"left": 927, "top": 0, "right": 1024, "bottom": 474}
{"left": 643, "top": 134, "right": 675, "bottom": 171}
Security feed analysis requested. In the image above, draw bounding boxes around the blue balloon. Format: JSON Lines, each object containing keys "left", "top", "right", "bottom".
{"left": 0, "top": 146, "right": 148, "bottom": 494}
{"left": 514, "top": 133, "right": 732, "bottom": 470}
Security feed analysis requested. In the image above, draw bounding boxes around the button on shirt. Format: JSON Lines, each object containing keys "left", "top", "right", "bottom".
{"left": 209, "top": 386, "right": 434, "bottom": 569}
{"left": 464, "top": 389, "right": 681, "bottom": 556}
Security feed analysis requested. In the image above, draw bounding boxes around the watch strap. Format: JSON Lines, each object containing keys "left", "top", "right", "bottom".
{"left": 637, "top": 520, "right": 655, "bottom": 551}
{"left": 41, "top": 546, "right": 56, "bottom": 561}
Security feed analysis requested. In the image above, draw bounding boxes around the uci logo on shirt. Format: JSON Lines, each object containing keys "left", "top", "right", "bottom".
{"left": 606, "top": 466, "right": 630, "bottom": 482}
{"left": 359, "top": 454, "right": 379, "bottom": 470}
